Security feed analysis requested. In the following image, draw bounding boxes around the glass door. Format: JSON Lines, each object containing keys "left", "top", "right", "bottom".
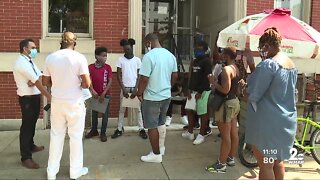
{"left": 142, "top": 0, "right": 193, "bottom": 66}
{"left": 143, "top": 0, "right": 175, "bottom": 53}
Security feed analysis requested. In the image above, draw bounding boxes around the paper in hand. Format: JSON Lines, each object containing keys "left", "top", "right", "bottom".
{"left": 212, "top": 64, "right": 223, "bottom": 77}
{"left": 92, "top": 97, "right": 110, "bottom": 113}
{"left": 185, "top": 93, "right": 196, "bottom": 110}
{"left": 121, "top": 93, "right": 140, "bottom": 108}
{"left": 82, "top": 88, "right": 92, "bottom": 101}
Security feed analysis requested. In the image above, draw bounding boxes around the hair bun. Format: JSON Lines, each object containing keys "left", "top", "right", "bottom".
{"left": 128, "top": 38, "right": 136, "bottom": 46}
{"left": 120, "top": 39, "right": 128, "bottom": 46}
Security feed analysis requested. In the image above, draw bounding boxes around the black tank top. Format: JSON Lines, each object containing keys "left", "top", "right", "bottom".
{"left": 216, "top": 65, "right": 240, "bottom": 99}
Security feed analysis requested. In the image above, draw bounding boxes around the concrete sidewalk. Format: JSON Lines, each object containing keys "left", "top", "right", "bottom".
{"left": 0, "top": 128, "right": 319, "bottom": 179}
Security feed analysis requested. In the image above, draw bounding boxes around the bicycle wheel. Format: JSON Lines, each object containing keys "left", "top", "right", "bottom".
{"left": 310, "top": 128, "right": 320, "bottom": 165}
{"left": 238, "top": 134, "right": 258, "bottom": 168}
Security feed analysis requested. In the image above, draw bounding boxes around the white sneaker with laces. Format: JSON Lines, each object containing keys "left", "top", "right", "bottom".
{"left": 193, "top": 134, "right": 205, "bottom": 145}
{"left": 165, "top": 116, "right": 172, "bottom": 126}
{"left": 70, "top": 167, "right": 88, "bottom": 179}
{"left": 160, "top": 146, "right": 165, "bottom": 155}
{"left": 141, "top": 152, "right": 162, "bottom": 163}
{"left": 182, "top": 131, "right": 194, "bottom": 140}
{"left": 180, "top": 115, "right": 188, "bottom": 125}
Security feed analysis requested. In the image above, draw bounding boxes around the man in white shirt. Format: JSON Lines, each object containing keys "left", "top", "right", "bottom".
{"left": 13, "top": 38, "right": 51, "bottom": 169}
{"left": 42, "top": 32, "right": 91, "bottom": 180}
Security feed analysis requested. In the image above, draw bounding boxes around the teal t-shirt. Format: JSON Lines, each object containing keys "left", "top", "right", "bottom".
{"left": 139, "top": 48, "right": 178, "bottom": 101}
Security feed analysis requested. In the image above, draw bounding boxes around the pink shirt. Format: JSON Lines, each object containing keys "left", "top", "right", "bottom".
{"left": 89, "top": 64, "right": 112, "bottom": 95}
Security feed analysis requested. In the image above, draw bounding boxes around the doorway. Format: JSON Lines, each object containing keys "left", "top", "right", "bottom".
{"left": 142, "top": 0, "right": 193, "bottom": 69}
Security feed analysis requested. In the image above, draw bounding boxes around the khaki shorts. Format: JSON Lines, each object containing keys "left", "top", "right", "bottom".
{"left": 215, "top": 98, "right": 240, "bottom": 123}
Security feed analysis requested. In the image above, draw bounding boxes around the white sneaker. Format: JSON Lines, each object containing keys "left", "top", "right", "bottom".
{"left": 193, "top": 134, "right": 205, "bottom": 145}
{"left": 180, "top": 115, "right": 188, "bottom": 125}
{"left": 160, "top": 146, "right": 165, "bottom": 155}
{"left": 165, "top": 116, "right": 172, "bottom": 126}
{"left": 70, "top": 167, "right": 89, "bottom": 179}
{"left": 141, "top": 152, "right": 162, "bottom": 163}
{"left": 47, "top": 174, "right": 56, "bottom": 180}
{"left": 182, "top": 131, "right": 194, "bottom": 140}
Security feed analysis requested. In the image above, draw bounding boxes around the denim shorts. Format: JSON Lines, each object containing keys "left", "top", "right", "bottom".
{"left": 141, "top": 98, "right": 171, "bottom": 129}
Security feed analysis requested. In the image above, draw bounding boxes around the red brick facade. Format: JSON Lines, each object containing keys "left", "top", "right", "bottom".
{"left": 0, "top": 0, "right": 41, "bottom": 52}
{"left": 311, "top": 0, "right": 320, "bottom": 31}
{"left": 94, "top": 0, "right": 128, "bottom": 53}
{"left": 247, "top": 0, "right": 274, "bottom": 16}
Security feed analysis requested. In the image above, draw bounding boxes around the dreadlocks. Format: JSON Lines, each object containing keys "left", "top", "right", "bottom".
{"left": 259, "top": 27, "right": 282, "bottom": 49}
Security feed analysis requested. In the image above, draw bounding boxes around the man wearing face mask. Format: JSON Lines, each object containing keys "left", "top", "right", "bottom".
{"left": 138, "top": 33, "right": 178, "bottom": 163}
{"left": 85, "top": 47, "right": 112, "bottom": 142}
{"left": 182, "top": 40, "right": 212, "bottom": 145}
{"left": 111, "top": 38, "right": 147, "bottom": 139}
{"left": 13, "top": 38, "right": 52, "bottom": 169}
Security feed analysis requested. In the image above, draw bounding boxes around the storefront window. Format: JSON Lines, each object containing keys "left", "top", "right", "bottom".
{"left": 48, "top": 0, "right": 89, "bottom": 34}
{"left": 274, "top": 0, "right": 303, "bottom": 19}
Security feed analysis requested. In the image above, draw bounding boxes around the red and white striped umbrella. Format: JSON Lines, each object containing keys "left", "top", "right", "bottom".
{"left": 217, "top": 8, "right": 320, "bottom": 59}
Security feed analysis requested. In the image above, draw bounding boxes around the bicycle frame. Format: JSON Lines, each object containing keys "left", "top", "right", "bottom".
{"left": 295, "top": 117, "right": 320, "bottom": 151}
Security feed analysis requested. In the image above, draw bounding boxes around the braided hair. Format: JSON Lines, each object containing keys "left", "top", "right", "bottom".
{"left": 259, "top": 27, "right": 282, "bottom": 48}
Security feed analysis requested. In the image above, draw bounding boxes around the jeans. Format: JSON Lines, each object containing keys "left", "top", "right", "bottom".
{"left": 18, "top": 95, "right": 40, "bottom": 161}
{"left": 91, "top": 96, "right": 111, "bottom": 134}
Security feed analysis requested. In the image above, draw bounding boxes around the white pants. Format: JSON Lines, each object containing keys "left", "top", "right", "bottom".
{"left": 47, "top": 100, "right": 85, "bottom": 178}
{"left": 118, "top": 89, "right": 143, "bottom": 131}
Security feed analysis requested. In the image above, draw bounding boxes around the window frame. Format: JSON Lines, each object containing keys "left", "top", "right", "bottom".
{"left": 274, "top": 0, "right": 311, "bottom": 23}
{"left": 42, "top": 0, "right": 94, "bottom": 38}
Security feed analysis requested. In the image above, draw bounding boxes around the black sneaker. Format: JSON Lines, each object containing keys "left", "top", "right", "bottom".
{"left": 111, "top": 129, "right": 123, "bottom": 139}
{"left": 205, "top": 161, "right": 227, "bottom": 173}
{"left": 204, "top": 128, "right": 212, "bottom": 137}
{"left": 139, "top": 129, "right": 148, "bottom": 139}
{"left": 85, "top": 130, "right": 99, "bottom": 139}
{"left": 211, "top": 120, "right": 217, "bottom": 126}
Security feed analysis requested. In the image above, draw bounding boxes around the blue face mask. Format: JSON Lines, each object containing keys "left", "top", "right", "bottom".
{"left": 29, "top": 49, "right": 38, "bottom": 59}
{"left": 194, "top": 50, "right": 205, "bottom": 59}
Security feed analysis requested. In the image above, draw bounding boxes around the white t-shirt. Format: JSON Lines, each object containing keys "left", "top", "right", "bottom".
{"left": 116, "top": 56, "right": 141, "bottom": 87}
{"left": 13, "top": 55, "right": 42, "bottom": 96}
{"left": 43, "top": 49, "right": 89, "bottom": 103}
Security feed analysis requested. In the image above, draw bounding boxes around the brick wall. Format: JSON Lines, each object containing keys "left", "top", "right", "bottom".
{"left": 311, "top": 0, "right": 320, "bottom": 32}
{"left": 94, "top": 0, "right": 128, "bottom": 53}
{"left": 0, "top": 0, "right": 41, "bottom": 52}
{"left": 0, "top": 72, "right": 43, "bottom": 119}
{"left": 0, "top": 72, "right": 121, "bottom": 119}
{"left": 246, "top": 0, "right": 274, "bottom": 15}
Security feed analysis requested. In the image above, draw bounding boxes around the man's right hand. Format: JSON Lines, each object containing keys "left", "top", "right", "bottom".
{"left": 123, "top": 89, "right": 129, "bottom": 98}
{"left": 92, "top": 91, "right": 99, "bottom": 99}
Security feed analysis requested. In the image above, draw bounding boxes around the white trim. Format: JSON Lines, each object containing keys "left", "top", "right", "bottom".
{"left": 302, "top": 0, "right": 311, "bottom": 24}
{"left": 42, "top": 0, "right": 93, "bottom": 38}
{"left": 128, "top": 0, "right": 142, "bottom": 57}
{"left": 0, "top": 52, "right": 123, "bottom": 72}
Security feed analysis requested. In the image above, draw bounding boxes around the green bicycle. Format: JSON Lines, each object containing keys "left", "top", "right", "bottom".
{"left": 294, "top": 102, "right": 320, "bottom": 165}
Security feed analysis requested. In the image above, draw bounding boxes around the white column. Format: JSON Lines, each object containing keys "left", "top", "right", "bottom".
{"left": 128, "top": 0, "right": 143, "bottom": 58}
{"left": 128, "top": 0, "right": 143, "bottom": 126}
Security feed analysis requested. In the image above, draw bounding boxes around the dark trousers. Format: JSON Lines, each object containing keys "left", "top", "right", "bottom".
{"left": 91, "top": 96, "right": 111, "bottom": 134}
{"left": 166, "top": 100, "right": 187, "bottom": 117}
{"left": 18, "top": 95, "right": 40, "bottom": 161}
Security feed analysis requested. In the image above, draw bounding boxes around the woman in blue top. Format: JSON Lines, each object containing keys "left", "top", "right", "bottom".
{"left": 245, "top": 27, "right": 297, "bottom": 180}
